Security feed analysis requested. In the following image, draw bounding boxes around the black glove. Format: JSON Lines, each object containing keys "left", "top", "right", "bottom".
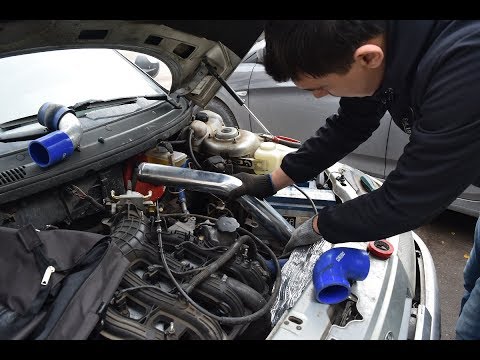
{"left": 228, "top": 172, "right": 276, "bottom": 200}
{"left": 282, "top": 215, "right": 323, "bottom": 256}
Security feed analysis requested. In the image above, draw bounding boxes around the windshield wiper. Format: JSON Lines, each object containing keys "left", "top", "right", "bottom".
{"left": 70, "top": 94, "right": 180, "bottom": 112}
{"left": 0, "top": 94, "right": 183, "bottom": 142}
{"left": 0, "top": 115, "right": 38, "bottom": 130}
{"left": 0, "top": 122, "right": 48, "bottom": 142}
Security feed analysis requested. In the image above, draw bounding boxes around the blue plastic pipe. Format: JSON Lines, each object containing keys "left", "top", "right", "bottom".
{"left": 29, "top": 103, "right": 83, "bottom": 168}
{"left": 312, "top": 247, "right": 370, "bottom": 304}
{"left": 265, "top": 258, "right": 288, "bottom": 275}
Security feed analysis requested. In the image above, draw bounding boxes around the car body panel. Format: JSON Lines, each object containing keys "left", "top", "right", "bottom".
{"left": 386, "top": 122, "right": 480, "bottom": 206}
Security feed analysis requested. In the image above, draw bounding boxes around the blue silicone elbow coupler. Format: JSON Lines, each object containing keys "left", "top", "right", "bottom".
{"left": 312, "top": 247, "right": 370, "bottom": 305}
{"left": 28, "top": 130, "right": 75, "bottom": 168}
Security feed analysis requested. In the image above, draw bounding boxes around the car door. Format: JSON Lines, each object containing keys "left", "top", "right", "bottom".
{"left": 386, "top": 120, "right": 480, "bottom": 215}
{"left": 246, "top": 61, "right": 391, "bottom": 179}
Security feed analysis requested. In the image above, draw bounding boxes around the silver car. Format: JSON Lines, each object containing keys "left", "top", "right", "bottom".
{"left": 0, "top": 21, "right": 439, "bottom": 340}
{"left": 208, "top": 40, "right": 480, "bottom": 218}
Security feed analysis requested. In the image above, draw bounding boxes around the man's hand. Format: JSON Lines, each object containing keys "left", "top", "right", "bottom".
{"left": 228, "top": 172, "right": 276, "bottom": 200}
{"left": 282, "top": 215, "right": 323, "bottom": 256}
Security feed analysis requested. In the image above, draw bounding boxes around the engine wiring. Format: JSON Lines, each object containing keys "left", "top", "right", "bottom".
{"left": 67, "top": 184, "right": 105, "bottom": 212}
{"left": 292, "top": 184, "right": 318, "bottom": 215}
{"left": 155, "top": 210, "right": 282, "bottom": 325}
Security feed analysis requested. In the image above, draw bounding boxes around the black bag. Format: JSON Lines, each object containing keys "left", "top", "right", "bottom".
{"left": 0, "top": 224, "right": 129, "bottom": 340}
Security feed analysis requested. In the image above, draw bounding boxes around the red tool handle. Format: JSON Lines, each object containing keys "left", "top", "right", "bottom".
{"left": 274, "top": 135, "right": 301, "bottom": 143}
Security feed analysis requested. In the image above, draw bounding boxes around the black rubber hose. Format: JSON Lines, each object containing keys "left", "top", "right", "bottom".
{"left": 225, "top": 277, "right": 266, "bottom": 311}
{"left": 255, "top": 253, "right": 270, "bottom": 274}
{"left": 188, "top": 128, "right": 203, "bottom": 169}
{"left": 184, "top": 235, "right": 248, "bottom": 294}
{"left": 156, "top": 212, "right": 281, "bottom": 325}
{"left": 165, "top": 140, "right": 187, "bottom": 145}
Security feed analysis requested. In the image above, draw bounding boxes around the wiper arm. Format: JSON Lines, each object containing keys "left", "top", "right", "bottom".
{"left": 0, "top": 115, "right": 38, "bottom": 130}
{"left": 0, "top": 94, "right": 183, "bottom": 142}
{"left": 70, "top": 94, "right": 179, "bottom": 112}
{"left": 0, "top": 122, "right": 48, "bottom": 142}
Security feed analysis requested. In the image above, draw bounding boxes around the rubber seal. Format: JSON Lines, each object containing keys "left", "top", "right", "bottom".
{"left": 367, "top": 239, "right": 394, "bottom": 260}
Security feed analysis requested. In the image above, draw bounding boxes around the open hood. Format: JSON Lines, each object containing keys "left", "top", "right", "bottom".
{"left": 0, "top": 20, "right": 265, "bottom": 107}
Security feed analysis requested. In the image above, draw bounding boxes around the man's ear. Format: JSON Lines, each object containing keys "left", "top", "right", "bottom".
{"left": 354, "top": 44, "right": 384, "bottom": 69}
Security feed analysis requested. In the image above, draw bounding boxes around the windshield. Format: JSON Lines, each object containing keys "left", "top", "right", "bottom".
{"left": 0, "top": 48, "right": 166, "bottom": 124}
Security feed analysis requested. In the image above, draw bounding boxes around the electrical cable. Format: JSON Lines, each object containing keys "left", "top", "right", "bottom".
{"left": 114, "top": 284, "right": 164, "bottom": 297}
{"left": 292, "top": 184, "right": 318, "bottom": 215}
{"left": 155, "top": 211, "right": 281, "bottom": 325}
{"left": 67, "top": 184, "right": 105, "bottom": 211}
{"left": 184, "top": 236, "right": 248, "bottom": 294}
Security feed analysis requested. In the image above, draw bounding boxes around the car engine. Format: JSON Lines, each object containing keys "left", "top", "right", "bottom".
{"left": 0, "top": 110, "right": 300, "bottom": 340}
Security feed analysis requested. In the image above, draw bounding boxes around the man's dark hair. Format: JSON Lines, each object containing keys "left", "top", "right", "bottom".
{"left": 263, "top": 20, "right": 387, "bottom": 82}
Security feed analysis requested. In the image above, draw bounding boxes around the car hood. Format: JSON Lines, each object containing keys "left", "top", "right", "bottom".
{"left": 0, "top": 20, "right": 265, "bottom": 107}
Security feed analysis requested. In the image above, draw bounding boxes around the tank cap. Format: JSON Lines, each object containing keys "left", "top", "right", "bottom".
{"left": 154, "top": 145, "right": 169, "bottom": 153}
{"left": 367, "top": 239, "right": 394, "bottom": 260}
{"left": 215, "top": 127, "right": 239, "bottom": 140}
{"left": 259, "top": 142, "right": 276, "bottom": 150}
{"left": 216, "top": 216, "right": 240, "bottom": 233}
{"left": 195, "top": 112, "right": 209, "bottom": 122}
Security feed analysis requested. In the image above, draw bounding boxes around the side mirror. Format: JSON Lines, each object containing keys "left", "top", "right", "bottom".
{"left": 256, "top": 48, "right": 265, "bottom": 64}
{"left": 135, "top": 55, "right": 160, "bottom": 78}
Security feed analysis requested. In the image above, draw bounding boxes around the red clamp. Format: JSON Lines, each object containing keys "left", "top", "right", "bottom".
{"left": 367, "top": 239, "right": 394, "bottom": 260}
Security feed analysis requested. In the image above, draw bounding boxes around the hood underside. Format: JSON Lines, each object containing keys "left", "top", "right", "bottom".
{"left": 0, "top": 20, "right": 265, "bottom": 107}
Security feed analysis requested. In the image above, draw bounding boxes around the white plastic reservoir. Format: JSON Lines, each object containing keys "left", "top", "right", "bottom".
{"left": 253, "top": 142, "right": 296, "bottom": 174}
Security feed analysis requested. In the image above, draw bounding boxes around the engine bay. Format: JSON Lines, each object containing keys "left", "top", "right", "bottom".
{"left": 0, "top": 109, "right": 422, "bottom": 340}
{"left": 0, "top": 110, "right": 315, "bottom": 340}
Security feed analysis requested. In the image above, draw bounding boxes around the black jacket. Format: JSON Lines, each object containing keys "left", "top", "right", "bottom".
{"left": 280, "top": 20, "right": 480, "bottom": 244}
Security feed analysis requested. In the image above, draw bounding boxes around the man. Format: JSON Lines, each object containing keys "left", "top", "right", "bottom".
{"left": 228, "top": 20, "right": 480, "bottom": 340}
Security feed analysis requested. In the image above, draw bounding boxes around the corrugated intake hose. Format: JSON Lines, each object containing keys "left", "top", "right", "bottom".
{"left": 224, "top": 277, "right": 266, "bottom": 311}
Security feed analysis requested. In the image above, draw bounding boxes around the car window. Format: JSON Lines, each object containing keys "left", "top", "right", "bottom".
{"left": 0, "top": 48, "right": 167, "bottom": 125}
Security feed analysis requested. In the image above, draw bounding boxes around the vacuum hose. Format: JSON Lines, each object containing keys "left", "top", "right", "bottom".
{"left": 29, "top": 103, "right": 83, "bottom": 168}
{"left": 312, "top": 247, "right": 370, "bottom": 304}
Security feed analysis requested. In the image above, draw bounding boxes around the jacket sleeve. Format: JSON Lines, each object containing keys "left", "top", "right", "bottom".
{"left": 280, "top": 96, "right": 386, "bottom": 183}
{"left": 317, "top": 46, "right": 480, "bottom": 244}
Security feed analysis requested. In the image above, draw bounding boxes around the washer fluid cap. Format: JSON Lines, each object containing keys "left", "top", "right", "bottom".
{"left": 215, "top": 127, "right": 239, "bottom": 140}
{"left": 367, "top": 239, "right": 394, "bottom": 260}
{"left": 216, "top": 216, "right": 240, "bottom": 233}
{"left": 259, "top": 142, "right": 276, "bottom": 150}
